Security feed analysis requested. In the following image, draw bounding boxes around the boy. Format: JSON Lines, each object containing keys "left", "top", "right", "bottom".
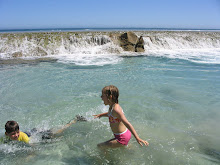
{"left": 3, "top": 120, "right": 30, "bottom": 143}
{"left": 0, "top": 115, "right": 87, "bottom": 144}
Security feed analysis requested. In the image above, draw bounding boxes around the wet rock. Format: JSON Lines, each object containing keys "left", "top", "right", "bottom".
{"left": 0, "top": 58, "right": 57, "bottom": 65}
{"left": 12, "top": 52, "right": 23, "bottom": 58}
{"left": 36, "top": 47, "right": 47, "bottom": 56}
{"left": 135, "top": 36, "right": 145, "bottom": 52}
{"left": 118, "top": 32, "right": 145, "bottom": 52}
{"left": 119, "top": 32, "right": 137, "bottom": 51}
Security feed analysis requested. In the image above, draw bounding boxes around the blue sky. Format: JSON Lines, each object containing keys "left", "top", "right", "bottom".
{"left": 0, "top": 0, "right": 220, "bottom": 29}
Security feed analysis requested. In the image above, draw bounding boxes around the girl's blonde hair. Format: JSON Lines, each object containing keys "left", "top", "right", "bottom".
{"left": 102, "top": 85, "right": 119, "bottom": 103}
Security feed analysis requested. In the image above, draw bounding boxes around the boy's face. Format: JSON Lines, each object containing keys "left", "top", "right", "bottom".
{"left": 5, "top": 130, "right": 20, "bottom": 141}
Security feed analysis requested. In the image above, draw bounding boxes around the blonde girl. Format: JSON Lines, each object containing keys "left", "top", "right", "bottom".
{"left": 93, "top": 85, "right": 149, "bottom": 148}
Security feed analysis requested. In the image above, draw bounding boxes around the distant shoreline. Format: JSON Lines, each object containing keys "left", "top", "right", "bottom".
{"left": 1, "top": 28, "right": 220, "bottom": 33}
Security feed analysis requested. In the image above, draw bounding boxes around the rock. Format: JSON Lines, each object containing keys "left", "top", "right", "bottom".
{"left": 0, "top": 58, "right": 57, "bottom": 65}
{"left": 120, "top": 32, "right": 138, "bottom": 45}
{"left": 12, "top": 52, "right": 23, "bottom": 57}
{"left": 135, "top": 36, "right": 145, "bottom": 52}
{"left": 118, "top": 32, "right": 145, "bottom": 52}
{"left": 36, "top": 47, "right": 47, "bottom": 56}
{"left": 119, "top": 32, "right": 137, "bottom": 51}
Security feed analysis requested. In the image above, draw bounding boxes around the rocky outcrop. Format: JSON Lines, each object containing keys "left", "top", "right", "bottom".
{"left": 118, "top": 32, "right": 145, "bottom": 52}
{"left": 1, "top": 31, "right": 220, "bottom": 59}
{"left": 11, "top": 48, "right": 47, "bottom": 58}
{"left": 12, "top": 52, "right": 23, "bottom": 58}
{"left": 135, "top": 36, "right": 145, "bottom": 52}
{"left": 36, "top": 47, "right": 48, "bottom": 56}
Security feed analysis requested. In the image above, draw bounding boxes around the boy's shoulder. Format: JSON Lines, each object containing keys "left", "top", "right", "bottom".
{"left": 18, "top": 131, "right": 30, "bottom": 143}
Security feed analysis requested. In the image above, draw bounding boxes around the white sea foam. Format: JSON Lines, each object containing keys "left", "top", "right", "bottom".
{"left": 49, "top": 53, "right": 122, "bottom": 66}
{"left": 48, "top": 41, "right": 123, "bottom": 65}
{"left": 145, "top": 49, "right": 220, "bottom": 64}
{"left": 0, "top": 143, "right": 32, "bottom": 153}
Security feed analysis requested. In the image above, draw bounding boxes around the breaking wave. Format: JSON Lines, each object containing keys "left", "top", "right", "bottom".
{"left": 0, "top": 31, "right": 220, "bottom": 65}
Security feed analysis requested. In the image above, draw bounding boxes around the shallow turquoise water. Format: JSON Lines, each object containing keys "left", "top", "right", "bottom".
{"left": 0, "top": 56, "right": 220, "bottom": 164}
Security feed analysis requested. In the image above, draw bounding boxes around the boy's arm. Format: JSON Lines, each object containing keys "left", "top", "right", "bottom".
{"left": 54, "top": 115, "right": 87, "bottom": 135}
{"left": 54, "top": 119, "right": 77, "bottom": 134}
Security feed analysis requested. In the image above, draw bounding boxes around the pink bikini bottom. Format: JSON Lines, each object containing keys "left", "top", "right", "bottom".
{"left": 114, "top": 128, "right": 131, "bottom": 145}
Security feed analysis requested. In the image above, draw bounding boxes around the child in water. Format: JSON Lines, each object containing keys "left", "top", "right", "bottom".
{"left": 0, "top": 115, "right": 87, "bottom": 144}
{"left": 93, "top": 85, "right": 149, "bottom": 148}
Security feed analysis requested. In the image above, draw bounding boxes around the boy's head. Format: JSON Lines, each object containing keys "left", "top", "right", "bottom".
{"left": 5, "top": 121, "right": 20, "bottom": 141}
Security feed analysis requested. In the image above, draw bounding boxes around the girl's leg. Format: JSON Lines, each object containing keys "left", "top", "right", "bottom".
{"left": 97, "top": 138, "right": 124, "bottom": 148}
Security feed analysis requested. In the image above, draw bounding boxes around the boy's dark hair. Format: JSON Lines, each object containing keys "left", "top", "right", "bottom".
{"left": 5, "top": 121, "right": 19, "bottom": 133}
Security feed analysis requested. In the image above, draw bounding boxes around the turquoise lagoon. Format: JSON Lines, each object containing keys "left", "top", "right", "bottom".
{"left": 0, "top": 30, "right": 220, "bottom": 164}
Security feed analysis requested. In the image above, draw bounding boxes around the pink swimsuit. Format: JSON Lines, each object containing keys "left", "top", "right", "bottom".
{"left": 108, "top": 107, "right": 131, "bottom": 145}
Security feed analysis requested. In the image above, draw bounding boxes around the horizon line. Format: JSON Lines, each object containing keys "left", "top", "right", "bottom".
{"left": 1, "top": 27, "right": 220, "bottom": 31}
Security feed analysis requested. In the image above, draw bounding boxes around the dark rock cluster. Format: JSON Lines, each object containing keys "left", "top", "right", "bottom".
{"left": 118, "top": 32, "right": 145, "bottom": 52}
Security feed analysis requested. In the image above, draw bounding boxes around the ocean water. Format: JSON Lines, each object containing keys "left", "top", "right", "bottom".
{"left": 0, "top": 53, "right": 220, "bottom": 165}
{"left": 0, "top": 29, "right": 220, "bottom": 164}
{"left": 1, "top": 27, "right": 219, "bottom": 33}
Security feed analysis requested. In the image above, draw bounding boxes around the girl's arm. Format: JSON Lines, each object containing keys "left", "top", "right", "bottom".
{"left": 114, "top": 105, "right": 149, "bottom": 147}
{"left": 93, "top": 112, "right": 108, "bottom": 119}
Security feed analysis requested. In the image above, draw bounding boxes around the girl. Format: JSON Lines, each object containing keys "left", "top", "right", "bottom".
{"left": 93, "top": 85, "right": 149, "bottom": 148}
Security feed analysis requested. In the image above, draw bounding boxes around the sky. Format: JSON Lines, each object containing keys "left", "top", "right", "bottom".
{"left": 0, "top": 0, "right": 220, "bottom": 29}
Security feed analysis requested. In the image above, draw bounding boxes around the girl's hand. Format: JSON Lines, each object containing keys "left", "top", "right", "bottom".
{"left": 137, "top": 138, "right": 149, "bottom": 147}
{"left": 93, "top": 112, "right": 108, "bottom": 119}
{"left": 93, "top": 114, "right": 101, "bottom": 119}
